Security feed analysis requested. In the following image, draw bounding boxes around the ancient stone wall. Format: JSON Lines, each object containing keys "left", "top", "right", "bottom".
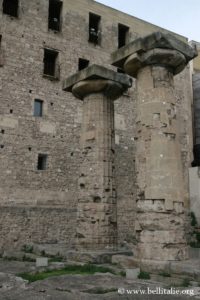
{"left": 0, "top": 206, "right": 76, "bottom": 253}
{"left": 0, "top": 0, "right": 194, "bottom": 250}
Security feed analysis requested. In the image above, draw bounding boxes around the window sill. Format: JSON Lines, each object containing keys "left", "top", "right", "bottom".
{"left": 88, "top": 40, "right": 101, "bottom": 47}
{"left": 3, "top": 14, "right": 18, "bottom": 19}
{"left": 48, "top": 28, "right": 62, "bottom": 34}
{"left": 43, "top": 74, "right": 59, "bottom": 81}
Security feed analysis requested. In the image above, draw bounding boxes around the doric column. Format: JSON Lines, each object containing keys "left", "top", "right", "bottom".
{"left": 111, "top": 32, "right": 197, "bottom": 264}
{"left": 63, "top": 65, "right": 132, "bottom": 250}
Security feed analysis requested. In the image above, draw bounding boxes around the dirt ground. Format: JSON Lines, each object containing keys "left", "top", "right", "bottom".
{"left": 0, "top": 260, "right": 199, "bottom": 300}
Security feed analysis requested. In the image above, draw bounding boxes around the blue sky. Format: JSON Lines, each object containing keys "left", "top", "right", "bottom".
{"left": 96, "top": 0, "right": 200, "bottom": 41}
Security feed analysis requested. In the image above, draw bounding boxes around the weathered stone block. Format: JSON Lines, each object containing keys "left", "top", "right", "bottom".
{"left": 63, "top": 64, "right": 132, "bottom": 96}
{"left": 111, "top": 31, "right": 197, "bottom": 72}
{"left": 36, "top": 257, "right": 48, "bottom": 267}
{"left": 126, "top": 268, "right": 140, "bottom": 280}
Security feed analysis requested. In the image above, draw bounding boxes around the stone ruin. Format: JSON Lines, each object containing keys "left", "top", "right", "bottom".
{"left": 63, "top": 32, "right": 197, "bottom": 269}
{"left": 0, "top": 0, "right": 200, "bottom": 273}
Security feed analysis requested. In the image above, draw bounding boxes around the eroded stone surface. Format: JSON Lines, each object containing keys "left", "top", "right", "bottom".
{"left": 0, "top": 0, "right": 194, "bottom": 255}
{"left": 111, "top": 31, "right": 197, "bottom": 72}
{"left": 133, "top": 63, "right": 189, "bottom": 262}
{"left": 111, "top": 32, "right": 197, "bottom": 264}
{"left": 75, "top": 92, "right": 117, "bottom": 250}
{"left": 63, "top": 64, "right": 132, "bottom": 99}
{"left": 63, "top": 66, "right": 131, "bottom": 250}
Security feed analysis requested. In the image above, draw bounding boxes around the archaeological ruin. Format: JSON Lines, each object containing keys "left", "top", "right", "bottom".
{"left": 1, "top": 0, "right": 200, "bottom": 271}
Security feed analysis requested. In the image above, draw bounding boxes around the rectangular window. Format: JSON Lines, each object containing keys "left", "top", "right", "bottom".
{"left": 78, "top": 58, "right": 89, "bottom": 71}
{"left": 48, "top": 0, "right": 62, "bottom": 31}
{"left": 118, "top": 24, "right": 129, "bottom": 48}
{"left": 3, "top": 0, "right": 18, "bottom": 17}
{"left": 43, "top": 48, "right": 59, "bottom": 78}
{"left": 37, "top": 154, "right": 48, "bottom": 170}
{"left": 34, "top": 99, "right": 43, "bottom": 117}
{"left": 89, "top": 13, "right": 101, "bottom": 45}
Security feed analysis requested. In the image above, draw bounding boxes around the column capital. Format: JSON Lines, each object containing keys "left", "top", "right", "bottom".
{"left": 62, "top": 64, "right": 132, "bottom": 100}
{"left": 111, "top": 31, "right": 197, "bottom": 78}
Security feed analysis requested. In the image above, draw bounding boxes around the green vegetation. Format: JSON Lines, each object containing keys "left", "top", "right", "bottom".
{"left": 181, "top": 278, "right": 190, "bottom": 287}
{"left": 49, "top": 256, "right": 63, "bottom": 262}
{"left": 190, "top": 212, "right": 200, "bottom": 248}
{"left": 159, "top": 272, "right": 171, "bottom": 277}
{"left": 119, "top": 270, "right": 126, "bottom": 277}
{"left": 190, "top": 241, "right": 200, "bottom": 248}
{"left": 84, "top": 287, "right": 118, "bottom": 294}
{"left": 191, "top": 212, "right": 197, "bottom": 227}
{"left": 17, "top": 264, "right": 116, "bottom": 282}
{"left": 138, "top": 271, "right": 151, "bottom": 280}
{"left": 195, "top": 232, "right": 200, "bottom": 243}
{"left": 21, "top": 244, "right": 33, "bottom": 253}
{"left": 40, "top": 250, "right": 46, "bottom": 256}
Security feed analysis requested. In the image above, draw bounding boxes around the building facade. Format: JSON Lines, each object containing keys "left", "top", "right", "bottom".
{"left": 0, "top": 0, "right": 198, "bottom": 254}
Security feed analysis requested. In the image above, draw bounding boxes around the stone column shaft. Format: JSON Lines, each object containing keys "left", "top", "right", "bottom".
{"left": 111, "top": 32, "right": 197, "bottom": 264}
{"left": 63, "top": 65, "right": 132, "bottom": 251}
{"left": 77, "top": 92, "right": 117, "bottom": 250}
{"left": 134, "top": 64, "right": 187, "bottom": 261}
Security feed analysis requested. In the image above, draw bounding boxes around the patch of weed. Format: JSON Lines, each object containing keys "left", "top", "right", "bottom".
{"left": 21, "top": 244, "right": 33, "bottom": 253}
{"left": 159, "top": 272, "right": 171, "bottom": 277}
{"left": 181, "top": 278, "right": 190, "bottom": 287}
{"left": 84, "top": 287, "right": 118, "bottom": 294}
{"left": 138, "top": 271, "right": 151, "bottom": 280}
{"left": 17, "top": 264, "right": 116, "bottom": 282}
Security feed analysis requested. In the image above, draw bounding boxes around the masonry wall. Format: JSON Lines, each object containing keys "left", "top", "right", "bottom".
{"left": 0, "top": 0, "right": 194, "bottom": 251}
{"left": 0, "top": 206, "right": 76, "bottom": 252}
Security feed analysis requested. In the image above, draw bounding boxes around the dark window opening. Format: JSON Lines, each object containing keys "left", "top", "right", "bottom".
{"left": 89, "top": 13, "right": 101, "bottom": 45}
{"left": 117, "top": 68, "right": 125, "bottom": 74}
{"left": 78, "top": 58, "right": 89, "bottom": 71}
{"left": 43, "top": 49, "right": 58, "bottom": 78}
{"left": 192, "top": 144, "right": 200, "bottom": 167}
{"left": 118, "top": 24, "right": 129, "bottom": 48}
{"left": 37, "top": 154, "right": 48, "bottom": 170}
{"left": 10, "top": 109, "right": 13, "bottom": 114}
{"left": 34, "top": 99, "right": 43, "bottom": 117}
{"left": 48, "top": 0, "right": 62, "bottom": 31}
{"left": 3, "top": 0, "right": 18, "bottom": 17}
{"left": 1, "top": 129, "right": 5, "bottom": 134}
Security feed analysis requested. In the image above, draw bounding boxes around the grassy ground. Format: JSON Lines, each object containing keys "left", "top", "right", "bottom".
{"left": 17, "top": 264, "right": 116, "bottom": 282}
